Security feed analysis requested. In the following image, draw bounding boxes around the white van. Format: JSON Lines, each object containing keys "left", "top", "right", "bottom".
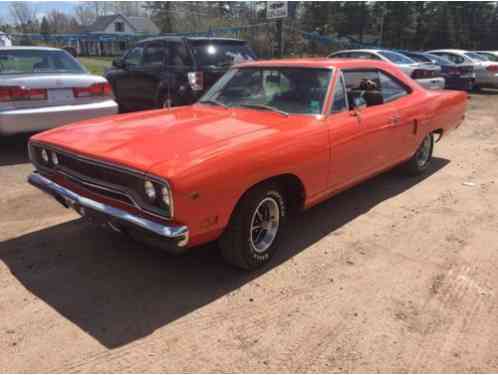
{"left": 0, "top": 32, "right": 12, "bottom": 47}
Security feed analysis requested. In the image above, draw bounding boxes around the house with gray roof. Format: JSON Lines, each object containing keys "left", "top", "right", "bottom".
{"left": 79, "top": 14, "right": 159, "bottom": 56}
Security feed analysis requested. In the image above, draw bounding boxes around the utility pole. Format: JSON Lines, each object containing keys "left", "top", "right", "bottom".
{"left": 276, "top": 18, "right": 283, "bottom": 57}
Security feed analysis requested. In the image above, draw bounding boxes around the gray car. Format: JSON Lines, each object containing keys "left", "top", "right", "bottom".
{"left": 427, "top": 49, "right": 498, "bottom": 89}
{"left": 0, "top": 47, "right": 117, "bottom": 135}
{"left": 328, "top": 49, "right": 445, "bottom": 90}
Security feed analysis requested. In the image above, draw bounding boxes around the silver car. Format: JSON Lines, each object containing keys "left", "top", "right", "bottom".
{"left": 0, "top": 47, "right": 118, "bottom": 135}
{"left": 475, "top": 51, "right": 498, "bottom": 63}
{"left": 427, "top": 49, "right": 498, "bottom": 89}
{"left": 328, "top": 49, "right": 445, "bottom": 90}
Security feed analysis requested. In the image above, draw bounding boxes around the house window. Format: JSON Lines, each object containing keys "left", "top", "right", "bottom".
{"left": 115, "top": 22, "right": 124, "bottom": 32}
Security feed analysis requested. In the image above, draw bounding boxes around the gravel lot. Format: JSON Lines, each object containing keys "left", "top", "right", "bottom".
{"left": 1, "top": 92, "right": 498, "bottom": 372}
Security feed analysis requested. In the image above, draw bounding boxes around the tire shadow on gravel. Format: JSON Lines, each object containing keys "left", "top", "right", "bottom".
{"left": 0, "top": 157, "right": 449, "bottom": 348}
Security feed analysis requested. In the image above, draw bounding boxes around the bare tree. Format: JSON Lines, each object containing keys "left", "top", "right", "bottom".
{"left": 9, "top": 2, "right": 37, "bottom": 32}
{"left": 47, "top": 10, "right": 72, "bottom": 33}
{"left": 74, "top": 3, "right": 96, "bottom": 26}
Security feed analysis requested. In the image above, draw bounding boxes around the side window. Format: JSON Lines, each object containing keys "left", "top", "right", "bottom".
{"left": 331, "top": 73, "right": 348, "bottom": 113}
{"left": 143, "top": 43, "right": 167, "bottom": 66}
{"left": 441, "top": 53, "right": 464, "bottom": 65}
{"left": 169, "top": 42, "right": 193, "bottom": 67}
{"left": 343, "top": 70, "right": 383, "bottom": 108}
{"left": 343, "top": 70, "right": 380, "bottom": 90}
{"left": 123, "top": 46, "right": 143, "bottom": 66}
{"left": 378, "top": 71, "right": 409, "bottom": 102}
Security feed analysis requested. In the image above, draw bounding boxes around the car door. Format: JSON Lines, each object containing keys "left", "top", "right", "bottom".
{"left": 112, "top": 45, "right": 144, "bottom": 109}
{"left": 327, "top": 69, "right": 402, "bottom": 189}
{"left": 377, "top": 70, "right": 417, "bottom": 161}
{"left": 164, "top": 41, "right": 195, "bottom": 106}
{"left": 135, "top": 41, "right": 168, "bottom": 109}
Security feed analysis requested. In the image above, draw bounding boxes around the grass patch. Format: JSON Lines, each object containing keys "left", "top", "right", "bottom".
{"left": 78, "top": 56, "right": 114, "bottom": 76}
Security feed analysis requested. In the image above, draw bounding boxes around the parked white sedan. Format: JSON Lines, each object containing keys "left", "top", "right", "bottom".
{"left": 0, "top": 46, "right": 117, "bottom": 135}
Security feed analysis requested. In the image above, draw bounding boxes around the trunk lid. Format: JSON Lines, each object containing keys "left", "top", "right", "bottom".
{"left": 0, "top": 73, "right": 109, "bottom": 111}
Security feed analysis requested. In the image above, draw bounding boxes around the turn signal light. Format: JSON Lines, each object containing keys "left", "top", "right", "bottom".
{"left": 0, "top": 86, "right": 48, "bottom": 102}
{"left": 73, "top": 82, "right": 113, "bottom": 98}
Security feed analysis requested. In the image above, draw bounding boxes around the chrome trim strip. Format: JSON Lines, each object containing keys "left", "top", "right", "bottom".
{"left": 28, "top": 173, "right": 189, "bottom": 245}
{"left": 28, "top": 141, "right": 174, "bottom": 219}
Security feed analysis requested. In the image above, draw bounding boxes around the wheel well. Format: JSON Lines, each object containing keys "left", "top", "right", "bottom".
{"left": 432, "top": 128, "right": 443, "bottom": 143}
{"left": 245, "top": 174, "right": 306, "bottom": 214}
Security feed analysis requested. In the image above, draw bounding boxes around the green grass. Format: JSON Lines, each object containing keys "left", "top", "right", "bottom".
{"left": 78, "top": 57, "right": 114, "bottom": 76}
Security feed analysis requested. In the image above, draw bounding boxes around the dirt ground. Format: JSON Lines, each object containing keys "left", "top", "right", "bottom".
{"left": 1, "top": 91, "right": 498, "bottom": 372}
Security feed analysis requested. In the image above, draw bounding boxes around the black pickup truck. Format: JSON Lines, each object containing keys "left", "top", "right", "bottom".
{"left": 105, "top": 36, "right": 256, "bottom": 112}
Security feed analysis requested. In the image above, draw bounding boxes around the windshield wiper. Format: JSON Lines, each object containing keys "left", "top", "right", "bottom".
{"left": 198, "top": 98, "right": 229, "bottom": 109}
{"left": 238, "top": 103, "right": 289, "bottom": 117}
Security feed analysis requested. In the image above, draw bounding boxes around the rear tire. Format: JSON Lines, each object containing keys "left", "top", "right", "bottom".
{"left": 219, "top": 183, "right": 286, "bottom": 270}
{"left": 400, "top": 133, "right": 434, "bottom": 176}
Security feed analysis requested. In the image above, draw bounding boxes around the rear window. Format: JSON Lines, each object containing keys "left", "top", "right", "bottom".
{"left": 378, "top": 51, "right": 416, "bottom": 65}
{"left": 0, "top": 49, "right": 85, "bottom": 75}
{"left": 189, "top": 41, "right": 256, "bottom": 68}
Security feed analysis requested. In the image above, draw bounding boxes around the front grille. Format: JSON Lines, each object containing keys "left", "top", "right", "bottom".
{"left": 57, "top": 153, "right": 141, "bottom": 191}
{"left": 29, "top": 143, "right": 172, "bottom": 219}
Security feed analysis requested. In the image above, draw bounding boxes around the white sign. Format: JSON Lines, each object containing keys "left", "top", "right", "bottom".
{"left": 267, "top": 1, "right": 288, "bottom": 19}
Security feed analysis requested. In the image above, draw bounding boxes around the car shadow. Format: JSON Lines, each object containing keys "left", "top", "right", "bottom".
{"left": 0, "top": 158, "right": 449, "bottom": 349}
{"left": 471, "top": 88, "right": 498, "bottom": 96}
{"left": 0, "top": 133, "right": 33, "bottom": 167}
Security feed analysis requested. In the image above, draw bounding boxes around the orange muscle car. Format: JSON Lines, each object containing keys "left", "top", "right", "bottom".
{"left": 28, "top": 59, "right": 468, "bottom": 270}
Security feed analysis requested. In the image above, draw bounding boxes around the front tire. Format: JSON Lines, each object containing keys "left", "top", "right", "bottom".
{"left": 219, "top": 184, "right": 286, "bottom": 270}
{"left": 401, "top": 133, "right": 434, "bottom": 176}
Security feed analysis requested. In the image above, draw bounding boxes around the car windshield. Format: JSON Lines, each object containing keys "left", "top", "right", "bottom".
{"left": 200, "top": 67, "right": 332, "bottom": 115}
{"left": 464, "top": 52, "right": 488, "bottom": 61}
{"left": 378, "top": 50, "right": 416, "bottom": 65}
{"left": 189, "top": 41, "right": 256, "bottom": 68}
{"left": 0, "top": 49, "right": 86, "bottom": 75}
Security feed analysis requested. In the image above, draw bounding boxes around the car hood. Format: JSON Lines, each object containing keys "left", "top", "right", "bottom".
{"left": 32, "top": 105, "right": 283, "bottom": 176}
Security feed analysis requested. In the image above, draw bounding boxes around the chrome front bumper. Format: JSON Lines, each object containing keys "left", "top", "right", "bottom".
{"left": 28, "top": 172, "right": 189, "bottom": 247}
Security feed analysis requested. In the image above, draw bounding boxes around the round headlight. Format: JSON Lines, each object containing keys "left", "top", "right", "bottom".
{"left": 161, "top": 186, "right": 171, "bottom": 207}
{"left": 41, "top": 149, "right": 49, "bottom": 164}
{"left": 51, "top": 151, "right": 59, "bottom": 166}
{"left": 144, "top": 180, "right": 156, "bottom": 201}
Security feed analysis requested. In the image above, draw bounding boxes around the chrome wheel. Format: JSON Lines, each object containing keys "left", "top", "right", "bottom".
{"left": 249, "top": 197, "right": 280, "bottom": 253}
{"left": 416, "top": 136, "right": 432, "bottom": 167}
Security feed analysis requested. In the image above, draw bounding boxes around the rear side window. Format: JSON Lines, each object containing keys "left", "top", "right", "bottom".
{"left": 189, "top": 41, "right": 255, "bottom": 68}
{"left": 143, "top": 43, "right": 167, "bottom": 66}
{"left": 378, "top": 71, "right": 409, "bottom": 102}
{"left": 168, "top": 42, "right": 193, "bottom": 67}
{"left": 343, "top": 69, "right": 410, "bottom": 107}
